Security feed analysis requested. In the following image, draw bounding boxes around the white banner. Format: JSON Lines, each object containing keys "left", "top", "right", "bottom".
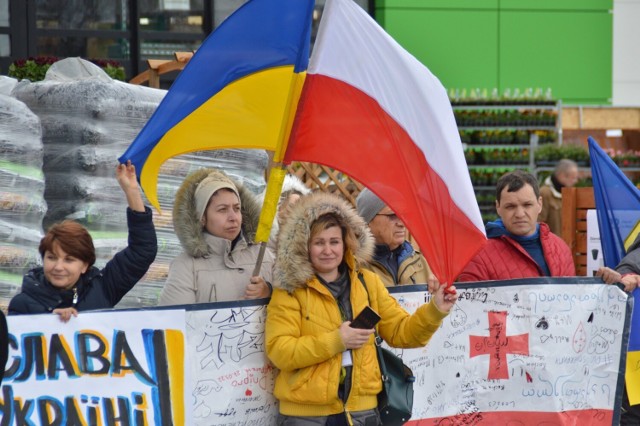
{"left": 1, "top": 278, "right": 630, "bottom": 425}
{"left": 2, "top": 309, "right": 189, "bottom": 425}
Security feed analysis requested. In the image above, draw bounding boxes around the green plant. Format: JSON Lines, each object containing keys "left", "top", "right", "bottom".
{"left": 90, "top": 59, "right": 126, "bottom": 81}
{"left": 8, "top": 56, "right": 126, "bottom": 82}
{"left": 534, "top": 144, "right": 562, "bottom": 163}
{"left": 8, "top": 56, "right": 59, "bottom": 81}
{"left": 534, "top": 144, "right": 588, "bottom": 165}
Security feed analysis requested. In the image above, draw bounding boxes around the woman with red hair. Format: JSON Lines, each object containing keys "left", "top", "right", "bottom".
{"left": 8, "top": 161, "right": 157, "bottom": 322}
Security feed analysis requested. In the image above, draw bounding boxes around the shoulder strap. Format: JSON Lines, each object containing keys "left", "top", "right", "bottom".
{"left": 357, "top": 272, "right": 370, "bottom": 304}
{"left": 357, "top": 272, "right": 383, "bottom": 344}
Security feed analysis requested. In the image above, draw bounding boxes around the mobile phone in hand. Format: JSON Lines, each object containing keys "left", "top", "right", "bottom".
{"left": 350, "top": 306, "right": 381, "bottom": 329}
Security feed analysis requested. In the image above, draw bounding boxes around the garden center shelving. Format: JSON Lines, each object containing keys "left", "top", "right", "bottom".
{"left": 453, "top": 100, "right": 563, "bottom": 223}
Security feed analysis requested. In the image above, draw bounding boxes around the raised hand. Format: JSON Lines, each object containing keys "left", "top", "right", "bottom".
{"left": 433, "top": 283, "right": 458, "bottom": 313}
{"left": 116, "top": 161, "right": 145, "bottom": 212}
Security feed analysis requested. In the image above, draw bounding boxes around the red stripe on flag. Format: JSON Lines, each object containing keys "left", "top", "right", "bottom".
{"left": 408, "top": 408, "right": 613, "bottom": 425}
{"left": 286, "top": 74, "right": 485, "bottom": 282}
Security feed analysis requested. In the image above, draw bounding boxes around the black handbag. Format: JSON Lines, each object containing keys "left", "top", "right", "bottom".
{"left": 357, "top": 274, "right": 415, "bottom": 425}
{"left": 374, "top": 333, "right": 415, "bottom": 425}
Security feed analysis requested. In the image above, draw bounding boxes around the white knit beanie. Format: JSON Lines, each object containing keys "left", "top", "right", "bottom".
{"left": 194, "top": 172, "right": 240, "bottom": 220}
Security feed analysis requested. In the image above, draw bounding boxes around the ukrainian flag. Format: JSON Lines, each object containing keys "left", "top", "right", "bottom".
{"left": 119, "top": 0, "right": 314, "bottom": 211}
{"left": 589, "top": 136, "right": 640, "bottom": 405}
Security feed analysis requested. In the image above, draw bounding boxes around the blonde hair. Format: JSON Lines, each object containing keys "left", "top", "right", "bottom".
{"left": 309, "top": 213, "right": 358, "bottom": 260}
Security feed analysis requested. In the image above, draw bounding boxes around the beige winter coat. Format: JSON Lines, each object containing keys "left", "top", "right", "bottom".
{"left": 159, "top": 169, "right": 274, "bottom": 305}
{"left": 539, "top": 176, "right": 563, "bottom": 236}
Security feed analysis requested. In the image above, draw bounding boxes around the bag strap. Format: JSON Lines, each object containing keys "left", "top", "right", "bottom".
{"left": 357, "top": 273, "right": 384, "bottom": 347}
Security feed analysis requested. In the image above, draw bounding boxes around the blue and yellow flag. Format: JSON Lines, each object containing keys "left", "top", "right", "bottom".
{"left": 589, "top": 136, "right": 640, "bottom": 404}
{"left": 119, "top": 0, "right": 314, "bottom": 218}
{"left": 589, "top": 137, "right": 640, "bottom": 265}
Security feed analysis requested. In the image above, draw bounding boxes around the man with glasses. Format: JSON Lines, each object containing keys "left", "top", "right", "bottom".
{"left": 356, "top": 188, "right": 433, "bottom": 287}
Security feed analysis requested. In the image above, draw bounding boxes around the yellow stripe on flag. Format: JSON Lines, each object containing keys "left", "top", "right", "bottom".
{"left": 624, "top": 220, "right": 640, "bottom": 252}
{"left": 627, "top": 350, "right": 640, "bottom": 405}
{"left": 256, "top": 167, "right": 286, "bottom": 243}
{"left": 139, "top": 66, "right": 298, "bottom": 210}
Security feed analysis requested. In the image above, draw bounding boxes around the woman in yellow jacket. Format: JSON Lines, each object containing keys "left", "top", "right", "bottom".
{"left": 265, "top": 192, "right": 457, "bottom": 425}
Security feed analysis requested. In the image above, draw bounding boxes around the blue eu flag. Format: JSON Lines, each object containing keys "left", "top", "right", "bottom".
{"left": 589, "top": 136, "right": 640, "bottom": 404}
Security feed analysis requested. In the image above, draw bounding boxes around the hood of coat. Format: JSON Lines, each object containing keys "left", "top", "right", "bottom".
{"left": 275, "top": 191, "right": 374, "bottom": 293}
{"left": 173, "top": 168, "right": 262, "bottom": 258}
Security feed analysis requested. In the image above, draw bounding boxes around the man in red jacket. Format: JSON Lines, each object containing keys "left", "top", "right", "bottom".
{"left": 457, "top": 170, "right": 575, "bottom": 282}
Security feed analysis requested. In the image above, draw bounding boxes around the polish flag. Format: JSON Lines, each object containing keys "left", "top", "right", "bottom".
{"left": 285, "top": 0, "right": 486, "bottom": 284}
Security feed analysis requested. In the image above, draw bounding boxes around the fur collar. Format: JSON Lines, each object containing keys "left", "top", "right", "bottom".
{"left": 544, "top": 176, "right": 562, "bottom": 198}
{"left": 172, "top": 168, "right": 262, "bottom": 258}
{"left": 275, "top": 192, "right": 374, "bottom": 293}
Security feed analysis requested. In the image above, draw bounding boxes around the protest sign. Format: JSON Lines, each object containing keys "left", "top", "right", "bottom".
{"left": 1, "top": 278, "right": 630, "bottom": 425}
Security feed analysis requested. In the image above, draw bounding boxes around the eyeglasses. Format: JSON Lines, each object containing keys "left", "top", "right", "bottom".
{"left": 376, "top": 213, "right": 400, "bottom": 222}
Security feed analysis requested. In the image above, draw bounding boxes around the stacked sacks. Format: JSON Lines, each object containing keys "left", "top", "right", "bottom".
{"left": 11, "top": 58, "right": 268, "bottom": 308}
{"left": 0, "top": 94, "right": 45, "bottom": 310}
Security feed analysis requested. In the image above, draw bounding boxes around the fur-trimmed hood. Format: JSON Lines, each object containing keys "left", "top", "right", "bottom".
{"left": 275, "top": 192, "right": 375, "bottom": 292}
{"left": 173, "top": 168, "right": 262, "bottom": 258}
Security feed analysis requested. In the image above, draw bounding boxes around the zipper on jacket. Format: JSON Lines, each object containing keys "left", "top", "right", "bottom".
{"left": 72, "top": 287, "right": 78, "bottom": 306}
{"left": 343, "top": 404, "right": 354, "bottom": 426}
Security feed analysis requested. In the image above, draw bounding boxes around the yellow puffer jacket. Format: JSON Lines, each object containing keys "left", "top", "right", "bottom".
{"left": 265, "top": 192, "right": 448, "bottom": 417}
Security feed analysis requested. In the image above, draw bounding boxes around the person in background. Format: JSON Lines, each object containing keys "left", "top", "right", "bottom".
{"left": 159, "top": 168, "right": 274, "bottom": 305}
{"left": 264, "top": 173, "right": 311, "bottom": 251}
{"left": 355, "top": 188, "right": 434, "bottom": 287}
{"left": 596, "top": 236, "right": 640, "bottom": 425}
{"left": 8, "top": 161, "right": 157, "bottom": 321}
{"left": 266, "top": 192, "right": 457, "bottom": 425}
{"left": 538, "top": 158, "right": 579, "bottom": 236}
{"left": 458, "top": 170, "right": 575, "bottom": 282}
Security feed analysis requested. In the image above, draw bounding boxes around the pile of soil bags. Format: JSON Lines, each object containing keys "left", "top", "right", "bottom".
{"left": 0, "top": 93, "right": 45, "bottom": 310}
{"left": 5, "top": 58, "right": 268, "bottom": 309}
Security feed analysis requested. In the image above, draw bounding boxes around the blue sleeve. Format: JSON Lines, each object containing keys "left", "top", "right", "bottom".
{"left": 99, "top": 207, "right": 158, "bottom": 306}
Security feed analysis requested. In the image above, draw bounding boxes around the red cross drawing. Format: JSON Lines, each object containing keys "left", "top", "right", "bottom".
{"left": 469, "top": 311, "right": 529, "bottom": 380}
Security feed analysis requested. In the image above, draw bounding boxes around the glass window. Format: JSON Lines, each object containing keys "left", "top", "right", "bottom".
{"left": 0, "top": 34, "right": 8, "bottom": 56}
{"left": 35, "top": 0, "right": 128, "bottom": 31}
{"left": 37, "top": 36, "right": 130, "bottom": 60}
{"left": 0, "top": 0, "right": 8, "bottom": 27}
{"left": 212, "top": 0, "right": 371, "bottom": 42}
{"left": 139, "top": 0, "right": 205, "bottom": 34}
{"left": 213, "top": 0, "right": 247, "bottom": 27}
{"left": 140, "top": 38, "right": 201, "bottom": 60}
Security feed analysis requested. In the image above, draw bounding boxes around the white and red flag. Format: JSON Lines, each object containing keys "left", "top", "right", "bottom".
{"left": 121, "top": 0, "right": 486, "bottom": 283}
{"left": 286, "top": 0, "right": 486, "bottom": 283}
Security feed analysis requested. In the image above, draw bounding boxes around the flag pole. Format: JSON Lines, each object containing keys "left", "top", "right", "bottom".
{"left": 252, "top": 72, "right": 307, "bottom": 277}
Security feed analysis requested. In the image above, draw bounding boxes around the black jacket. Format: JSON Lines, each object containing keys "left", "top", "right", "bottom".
{"left": 8, "top": 207, "right": 157, "bottom": 314}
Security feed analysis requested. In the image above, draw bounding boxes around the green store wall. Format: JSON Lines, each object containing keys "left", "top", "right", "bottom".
{"left": 375, "top": 0, "right": 612, "bottom": 104}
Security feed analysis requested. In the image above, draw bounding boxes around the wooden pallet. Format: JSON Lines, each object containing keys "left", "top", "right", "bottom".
{"left": 561, "top": 186, "right": 594, "bottom": 276}
{"left": 129, "top": 52, "right": 194, "bottom": 88}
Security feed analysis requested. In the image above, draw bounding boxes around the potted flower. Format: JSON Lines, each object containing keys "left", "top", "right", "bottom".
{"left": 8, "top": 56, "right": 126, "bottom": 81}
{"left": 8, "top": 56, "right": 59, "bottom": 81}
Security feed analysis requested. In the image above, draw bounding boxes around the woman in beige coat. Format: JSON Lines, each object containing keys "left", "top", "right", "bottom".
{"left": 159, "top": 168, "right": 274, "bottom": 305}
